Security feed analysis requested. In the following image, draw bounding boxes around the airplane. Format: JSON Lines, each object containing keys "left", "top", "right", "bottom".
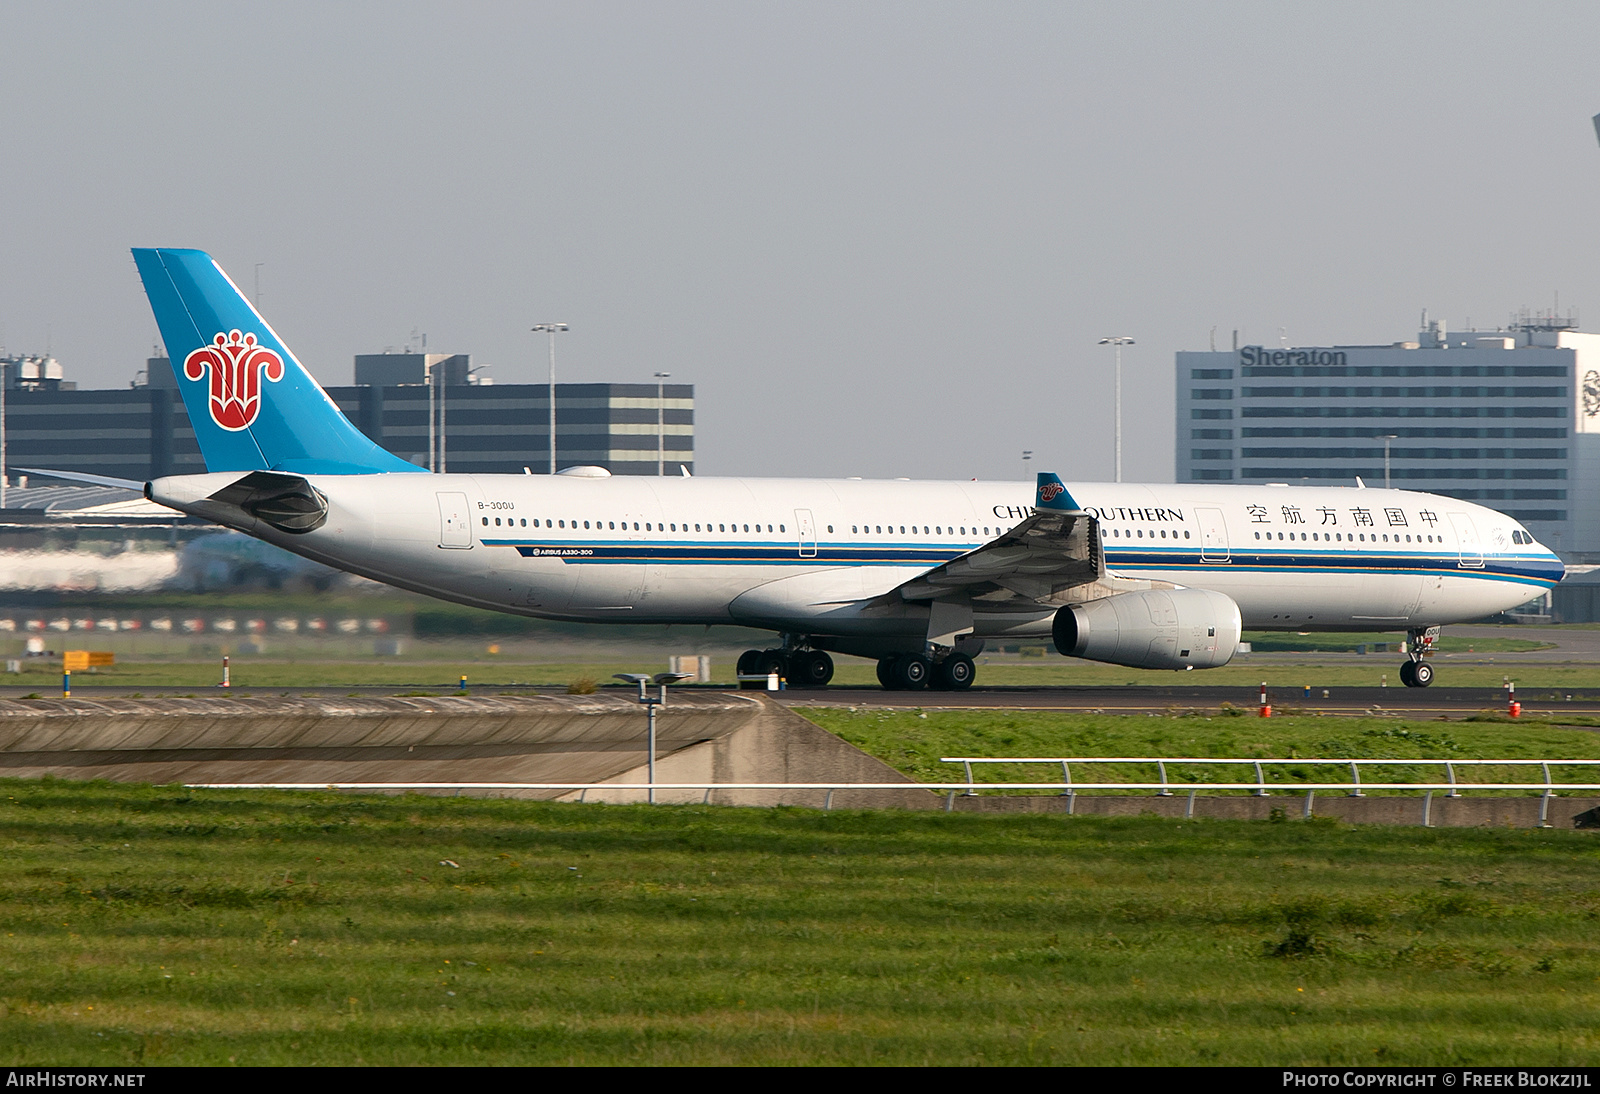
{"left": 74, "top": 248, "right": 1566, "bottom": 691}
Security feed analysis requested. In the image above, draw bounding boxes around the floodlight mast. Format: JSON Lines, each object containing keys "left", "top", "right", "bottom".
{"left": 613, "top": 672, "right": 695, "bottom": 803}
{"left": 531, "top": 323, "right": 569, "bottom": 474}
{"left": 1098, "top": 337, "right": 1134, "bottom": 482}
{"left": 1381, "top": 435, "right": 1398, "bottom": 489}
{"left": 1, "top": 357, "right": 7, "bottom": 508}
{"left": 654, "top": 372, "right": 671, "bottom": 476}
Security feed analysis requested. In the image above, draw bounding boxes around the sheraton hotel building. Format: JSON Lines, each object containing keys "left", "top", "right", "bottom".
{"left": 1176, "top": 313, "right": 1600, "bottom": 559}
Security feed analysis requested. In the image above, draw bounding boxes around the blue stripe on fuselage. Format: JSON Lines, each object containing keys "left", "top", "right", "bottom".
{"left": 481, "top": 538, "right": 1561, "bottom": 587}
{"left": 1101, "top": 547, "right": 1561, "bottom": 587}
{"left": 499, "top": 540, "right": 963, "bottom": 565}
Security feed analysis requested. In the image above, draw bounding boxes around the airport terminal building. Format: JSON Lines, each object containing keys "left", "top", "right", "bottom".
{"left": 1175, "top": 315, "right": 1600, "bottom": 558}
{"left": 0, "top": 351, "right": 694, "bottom": 481}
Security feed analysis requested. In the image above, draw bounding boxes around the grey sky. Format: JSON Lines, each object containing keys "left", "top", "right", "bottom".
{"left": 3, "top": 1, "right": 1599, "bottom": 482}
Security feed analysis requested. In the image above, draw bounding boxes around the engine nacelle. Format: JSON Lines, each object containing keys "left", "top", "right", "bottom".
{"left": 1052, "top": 588, "right": 1242, "bottom": 670}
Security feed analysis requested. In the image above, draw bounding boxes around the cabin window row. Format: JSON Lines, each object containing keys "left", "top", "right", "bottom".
{"left": 849, "top": 525, "right": 1006, "bottom": 536}
{"left": 1252, "top": 531, "right": 1441, "bottom": 544}
{"left": 481, "top": 518, "right": 794, "bottom": 533}
{"left": 479, "top": 517, "right": 1027, "bottom": 537}
{"left": 1103, "top": 529, "right": 1193, "bottom": 540}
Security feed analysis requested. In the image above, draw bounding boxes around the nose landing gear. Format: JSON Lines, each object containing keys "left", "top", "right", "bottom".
{"left": 1399, "top": 626, "right": 1440, "bottom": 688}
{"left": 1398, "top": 659, "right": 1433, "bottom": 688}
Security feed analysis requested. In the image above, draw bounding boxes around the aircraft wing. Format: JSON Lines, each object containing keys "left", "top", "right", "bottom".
{"left": 891, "top": 500, "right": 1103, "bottom": 607}
{"left": 879, "top": 474, "right": 1142, "bottom": 649}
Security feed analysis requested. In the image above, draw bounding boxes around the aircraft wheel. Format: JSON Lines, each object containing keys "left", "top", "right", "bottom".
{"left": 935, "top": 655, "right": 975, "bottom": 691}
{"left": 1399, "top": 661, "right": 1416, "bottom": 687}
{"left": 756, "top": 650, "right": 790, "bottom": 681}
{"left": 1411, "top": 660, "right": 1434, "bottom": 687}
{"left": 895, "top": 656, "right": 931, "bottom": 690}
{"left": 736, "top": 649, "right": 764, "bottom": 676}
{"left": 790, "top": 650, "right": 834, "bottom": 688}
{"left": 876, "top": 657, "right": 899, "bottom": 689}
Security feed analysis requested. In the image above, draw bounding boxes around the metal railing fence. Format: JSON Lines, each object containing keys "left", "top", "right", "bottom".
{"left": 183, "top": 770, "right": 1600, "bottom": 827}
{"left": 941, "top": 756, "right": 1600, "bottom": 799}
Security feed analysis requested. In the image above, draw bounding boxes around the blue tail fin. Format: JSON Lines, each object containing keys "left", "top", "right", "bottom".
{"left": 132, "top": 248, "right": 423, "bottom": 475}
{"left": 1035, "top": 472, "right": 1082, "bottom": 511}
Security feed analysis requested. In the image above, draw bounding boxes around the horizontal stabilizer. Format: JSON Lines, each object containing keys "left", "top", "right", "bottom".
{"left": 15, "top": 467, "right": 146, "bottom": 491}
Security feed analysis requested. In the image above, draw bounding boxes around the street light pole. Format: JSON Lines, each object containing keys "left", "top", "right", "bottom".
{"left": 1098, "top": 337, "right": 1134, "bottom": 482}
{"left": 654, "top": 372, "right": 671, "bottom": 476}
{"left": 0, "top": 361, "right": 7, "bottom": 511}
{"left": 531, "top": 323, "right": 569, "bottom": 474}
{"left": 1380, "top": 434, "right": 1398, "bottom": 489}
{"left": 1, "top": 358, "right": 7, "bottom": 508}
{"left": 614, "top": 672, "right": 695, "bottom": 803}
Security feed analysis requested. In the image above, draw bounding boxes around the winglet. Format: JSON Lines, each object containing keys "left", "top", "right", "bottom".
{"left": 1034, "top": 472, "right": 1081, "bottom": 511}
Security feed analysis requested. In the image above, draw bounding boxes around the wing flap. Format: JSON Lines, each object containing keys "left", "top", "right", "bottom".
{"left": 894, "top": 505, "right": 1104, "bottom": 605}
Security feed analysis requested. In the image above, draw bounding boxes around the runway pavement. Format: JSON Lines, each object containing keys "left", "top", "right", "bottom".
{"left": 1, "top": 680, "right": 1591, "bottom": 718}
{"left": 768, "top": 684, "right": 1600, "bottom": 717}
{"left": 0, "top": 625, "right": 1593, "bottom": 717}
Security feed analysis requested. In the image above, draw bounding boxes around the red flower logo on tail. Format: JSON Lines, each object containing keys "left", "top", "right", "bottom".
{"left": 1038, "top": 482, "right": 1065, "bottom": 503}
{"left": 183, "top": 330, "right": 285, "bottom": 431}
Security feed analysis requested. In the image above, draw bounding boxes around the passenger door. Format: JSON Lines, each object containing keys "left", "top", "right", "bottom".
{"left": 794, "top": 509, "right": 818, "bottom": 558}
{"left": 437, "top": 492, "right": 473, "bottom": 549}
{"left": 1449, "top": 512, "right": 1484, "bottom": 569}
{"left": 1196, "top": 507, "right": 1230, "bottom": 563}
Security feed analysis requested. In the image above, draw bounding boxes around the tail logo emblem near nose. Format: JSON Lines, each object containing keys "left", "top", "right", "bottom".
{"left": 1038, "top": 482, "right": 1064, "bottom": 503}
{"left": 183, "top": 330, "right": 285, "bottom": 431}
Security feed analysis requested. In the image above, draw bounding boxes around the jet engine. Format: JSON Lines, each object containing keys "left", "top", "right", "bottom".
{"left": 1052, "top": 588, "right": 1242, "bottom": 670}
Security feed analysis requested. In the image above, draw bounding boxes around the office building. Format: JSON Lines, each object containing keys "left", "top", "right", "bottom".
{"left": 0, "top": 353, "right": 694, "bottom": 483}
{"left": 1176, "top": 314, "right": 1600, "bottom": 556}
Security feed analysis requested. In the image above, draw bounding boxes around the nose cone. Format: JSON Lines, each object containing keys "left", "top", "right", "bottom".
{"left": 1521, "top": 541, "right": 1566, "bottom": 588}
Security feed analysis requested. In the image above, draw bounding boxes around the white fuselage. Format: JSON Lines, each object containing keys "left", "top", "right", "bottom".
{"left": 150, "top": 474, "right": 1563, "bottom": 642}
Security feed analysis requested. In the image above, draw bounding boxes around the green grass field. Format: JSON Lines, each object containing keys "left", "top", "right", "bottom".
{"left": 1, "top": 780, "right": 1597, "bottom": 1066}
{"left": 802, "top": 708, "right": 1600, "bottom": 792}
{"left": 10, "top": 654, "right": 1600, "bottom": 693}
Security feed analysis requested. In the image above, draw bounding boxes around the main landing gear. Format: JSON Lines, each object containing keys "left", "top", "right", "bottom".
{"left": 736, "top": 648, "right": 834, "bottom": 689}
{"left": 875, "top": 653, "right": 975, "bottom": 691}
{"left": 1399, "top": 626, "right": 1440, "bottom": 688}
{"left": 734, "top": 647, "right": 977, "bottom": 691}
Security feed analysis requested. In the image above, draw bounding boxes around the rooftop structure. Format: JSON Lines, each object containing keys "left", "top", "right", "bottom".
{"left": 1, "top": 355, "right": 72, "bottom": 392}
